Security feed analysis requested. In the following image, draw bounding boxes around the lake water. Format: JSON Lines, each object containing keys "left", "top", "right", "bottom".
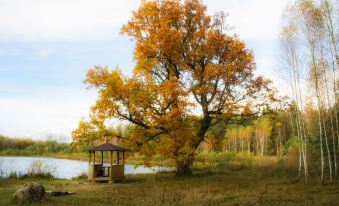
{"left": 0, "top": 156, "right": 172, "bottom": 179}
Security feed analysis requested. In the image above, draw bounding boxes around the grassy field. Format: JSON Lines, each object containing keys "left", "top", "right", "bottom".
{"left": 0, "top": 154, "right": 338, "bottom": 206}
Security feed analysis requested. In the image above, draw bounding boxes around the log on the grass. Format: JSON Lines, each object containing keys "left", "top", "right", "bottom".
{"left": 46, "top": 191, "right": 76, "bottom": 196}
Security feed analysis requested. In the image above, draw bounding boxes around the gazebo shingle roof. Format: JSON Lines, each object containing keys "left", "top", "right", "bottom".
{"left": 88, "top": 143, "right": 129, "bottom": 152}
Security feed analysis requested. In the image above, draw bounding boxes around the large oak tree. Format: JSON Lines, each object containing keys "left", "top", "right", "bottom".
{"left": 73, "top": 0, "right": 275, "bottom": 176}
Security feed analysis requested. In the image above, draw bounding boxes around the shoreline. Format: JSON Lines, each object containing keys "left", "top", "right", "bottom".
{"left": 0, "top": 152, "right": 176, "bottom": 167}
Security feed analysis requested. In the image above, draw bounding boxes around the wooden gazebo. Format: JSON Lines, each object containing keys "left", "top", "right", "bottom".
{"left": 88, "top": 143, "right": 129, "bottom": 182}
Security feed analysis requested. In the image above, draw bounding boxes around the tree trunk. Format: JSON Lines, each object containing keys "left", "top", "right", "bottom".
{"left": 317, "top": 93, "right": 325, "bottom": 184}
{"left": 176, "top": 163, "right": 192, "bottom": 176}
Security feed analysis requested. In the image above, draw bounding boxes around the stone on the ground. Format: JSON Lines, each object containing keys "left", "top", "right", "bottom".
{"left": 12, "top": 182, "right": 45, "bottom": 204}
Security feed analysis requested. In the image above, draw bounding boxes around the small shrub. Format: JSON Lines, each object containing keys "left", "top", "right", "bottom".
{"left": 73, "top": 172, "right": 88, "bottom": 180}
{"left": 8, "top": 172, "right": 18, "bottom": 179}
{"left": 196, "top": 151, "right": 236, "bottom": 164}
{"left": 17, "top": 160, "right": 55, "bottom": 179}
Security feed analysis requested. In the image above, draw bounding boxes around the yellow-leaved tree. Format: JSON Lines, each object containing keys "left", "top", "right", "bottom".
{"left": 73, "top": 0, "right": 276, "bottom": 176}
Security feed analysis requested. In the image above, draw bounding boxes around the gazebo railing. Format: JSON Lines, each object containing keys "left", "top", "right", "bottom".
{"left": 94, "top": 165, "right": 110, "bottom": 177}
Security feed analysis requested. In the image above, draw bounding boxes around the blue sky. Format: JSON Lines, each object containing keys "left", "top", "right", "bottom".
{"left": 0, "top": 0, "right": 292, "bottom": 140}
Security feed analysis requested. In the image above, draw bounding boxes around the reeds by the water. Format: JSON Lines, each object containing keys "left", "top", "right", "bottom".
{"left": 1, "top": 160, "right": 55, "bottom": 179}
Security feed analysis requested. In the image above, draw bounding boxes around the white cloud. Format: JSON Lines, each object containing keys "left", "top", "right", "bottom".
{"left": 0, "top": 0, "right": 293, "bottom": 42}
{"left": 0, "top": 90, "right": 97, "bottom": 140}
{"left": 0, "top": 0, "right": 140, "bottom": 42}
{"left": 205, "top": 0, "right": 293, "bottom": 41}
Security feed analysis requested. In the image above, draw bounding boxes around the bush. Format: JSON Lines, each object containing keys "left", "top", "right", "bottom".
{"left": 25, "top": 160, "right": 55, "bottom": 178}
{"left": 72, "top": 172, "right": 88, "bottom": 180}
{"left": 7, "top": 160, "right": 56, "bottom": 179}
{"left": 196, "top": 151, "right": 236, "bottom": 165}
{"left": 8, "top": 172, "right": 19, "bottom": 179}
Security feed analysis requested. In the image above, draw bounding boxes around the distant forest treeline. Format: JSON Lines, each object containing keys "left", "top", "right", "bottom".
{"left": 0, "top": 135, "right": 87, "bottom": 155}
{"left": 198, "top": 111, "right": 293, "bottom": 156}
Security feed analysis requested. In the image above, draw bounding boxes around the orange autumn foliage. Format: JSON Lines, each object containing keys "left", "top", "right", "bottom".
{"left": 73, "top": 0, "right": 275, "bottom": 175}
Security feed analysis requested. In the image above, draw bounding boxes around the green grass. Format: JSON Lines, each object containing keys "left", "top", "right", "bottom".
{"left": 1, "top": 156, "right": 338, "bottom": 206}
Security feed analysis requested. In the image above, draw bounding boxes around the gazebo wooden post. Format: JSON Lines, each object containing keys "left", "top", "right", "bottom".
{"left": 101, "top": 151, "right": 104, "bottom": 165}
{"left": 89, "top": 151, "right": 91, "bottom": 165}
{"left": 117, "top": 151, "right": 120, "bottom": 165}
{"left": 110, "top": 151, "right": 113, "bottom": 180}
{"left": 123, "top": 152, "right": 125, "bottom": 165}
{"left": 110, "top": 151, "right": 113, "bottom": 166}
{"left": 93, "top": 152, "right": 95, "bottom": 165}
